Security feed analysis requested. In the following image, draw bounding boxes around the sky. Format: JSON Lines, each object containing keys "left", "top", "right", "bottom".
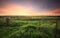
{"left": 0, "top": 0, "right": 60, "bottom": 16}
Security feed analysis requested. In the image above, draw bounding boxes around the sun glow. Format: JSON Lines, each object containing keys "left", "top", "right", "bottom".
{"left": 0, "top": 4, "right": 34, "bottom": 16}
{"left": 0, "top": 3, "right": 60, "bottom": 16}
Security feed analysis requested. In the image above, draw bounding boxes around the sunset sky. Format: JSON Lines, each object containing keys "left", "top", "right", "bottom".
{"left": 0, "top": 0, "right": 60, "bottom": 16}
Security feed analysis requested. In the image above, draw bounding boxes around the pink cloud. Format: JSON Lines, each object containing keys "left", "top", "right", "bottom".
{"left": 0, "top": 3, "right": 60, "bottom": 16}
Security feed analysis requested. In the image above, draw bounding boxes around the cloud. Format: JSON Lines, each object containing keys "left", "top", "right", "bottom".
{"left": 0, "top": 2, "right": 60, "bottom": 16}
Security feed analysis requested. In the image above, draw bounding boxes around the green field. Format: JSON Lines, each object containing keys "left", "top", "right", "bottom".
{"left": 0, "top": 16, "right": 60, "bottom": 38}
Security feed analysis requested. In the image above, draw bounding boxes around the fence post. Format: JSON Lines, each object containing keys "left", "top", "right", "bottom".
{"left": 6, "top": 17, "right": 10, "bottom": 26}
{"left": 55, "top": 16, "right": 59, "bottom": 38}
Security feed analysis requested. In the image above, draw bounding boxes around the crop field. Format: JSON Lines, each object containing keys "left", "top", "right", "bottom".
{"left": 0, "top": 16, "right": 60, "bottom": 38}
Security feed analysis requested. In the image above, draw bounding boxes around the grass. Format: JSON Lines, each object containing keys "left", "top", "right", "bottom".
{"left": 0, "top": 16, "right": 60, "bottom": 38}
